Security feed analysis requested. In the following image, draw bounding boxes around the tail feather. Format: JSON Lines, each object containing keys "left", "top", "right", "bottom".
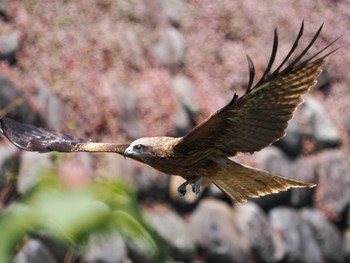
{"left": 208, "top": 160, "right": 316, "bottom": 205}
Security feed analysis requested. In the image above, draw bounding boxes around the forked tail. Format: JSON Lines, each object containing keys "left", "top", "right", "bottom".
{"left": 208, "top": 159, "right": 316, "bottom": 205}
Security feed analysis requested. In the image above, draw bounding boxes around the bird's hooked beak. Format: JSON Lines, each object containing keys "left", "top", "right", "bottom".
{"left": 123, "top": 147, "right": 133, "bottom": 159}
{"left": 123, "top": 146, "right": 145, "bottom": 163}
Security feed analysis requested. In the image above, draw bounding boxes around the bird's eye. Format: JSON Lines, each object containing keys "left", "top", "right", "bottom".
{"left": 134, "top": 144, "right": 143, "bottom": 151}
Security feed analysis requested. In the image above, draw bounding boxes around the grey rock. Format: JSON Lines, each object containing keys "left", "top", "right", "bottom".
{"left": 301, "top": 208, "right": 343, "bottom": 263}
{"left": 315, "top": 70, "right": 332, "bottom": 95}
{"left": 58, "top": 152, "right": 95, "bottom": 187}
{"left": 316, "top": 150, "right": 349, "bottom": 220}
{"left": 85, "top": 233, "right": 127, "bottom": 263}
{"left": 207, "top": 183, "right": 225, "bottom": 200}
{"left": 274, "top": 119, "right": 303, "bottom": 157}
{"left": 34, "top": 78, "right": 63, "bottom": 130}
{"left": 151, "top": 27, "right": 185, "bottom": 67}
{"left": 172, "top": 103, "right": 192, "bottom": 136}
{"left": 113, "top": 82, "right": 144, "bottom": 139}
{"left": 254, "top": 147, "right": 292, "bottom": 177}
{"left": 96, "top": 153, "right": 169, "bottom": 199}
{"left": 171, "top": 74, "right": 199, "bottom": 136}
{"left": 290, "top": 157, "right": 318, "bottom": 207}
{"left": 125, "top": 30, "right": 146, "bottom": 69}
{"left": 344, "top": 229, "right": 350, "bottom": 263}
{"left": 14, "top": 239, "right": 56, "bottom": 263}
{"left": 159, "top": 0, "right": 185, "bottom": 27}
{"left": 235, "top": 202, "right": 281, "bottom": 263}
{"left": 0, "top": 30, "right": 20, "bottom": 62}
{"left": 0, "top": 0, "right": 8, "bottom": 16}
{"left": 95, "top": 152, "right": 135, "bottom": 181}
{"left": 269, "top": 207, "right": 323, "bottom": 263}
{"left": 171, "top": 74, "right": 199, "bottom": 114}
{"left": 188, "top": 198, "right": 252, "bottom": 263}
{"left": 34, "top": 234, "right": 76, "bottom": 263}
{"left": 132, "top": 164, "right": 169, "bottom": 199}
{"left": 94, "top": 139, "right": 167, "bottom": 199}
{"left": 17, "top": 151, "right": 53, "bottom": 194}
{"left": 0, "top": 73, "right": 39, "bottom": 125}
{"left": 146, "top": 209, "right": 195, "bottom": 262}
{"left": 298, "top": 95, "right": 340, "bottom": 150}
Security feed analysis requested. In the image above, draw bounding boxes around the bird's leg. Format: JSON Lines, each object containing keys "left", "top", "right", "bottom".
{"left": 177, "top": 181, "right": 189, "bottom": 197}
{"left": 192, "top": 177, "right": 203, "bottom": 195}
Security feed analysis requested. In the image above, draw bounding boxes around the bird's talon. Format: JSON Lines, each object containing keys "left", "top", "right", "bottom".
{"left": 177, "top": 181, "right": 188, "bottom": 197}
{"left": 192, "top": 177, "right": 203, "bottom": 195}
{"left": 178, "top": 189, "right": 186, "bottom": 197}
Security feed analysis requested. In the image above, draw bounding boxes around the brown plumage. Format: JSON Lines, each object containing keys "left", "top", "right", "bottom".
{"left": 0, "top": 23, "right": 337, "bottom": 204}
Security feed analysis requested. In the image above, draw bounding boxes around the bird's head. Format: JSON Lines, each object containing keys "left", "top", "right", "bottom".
{"left": 123, "top": 137, "right": 176, "bottom": 163}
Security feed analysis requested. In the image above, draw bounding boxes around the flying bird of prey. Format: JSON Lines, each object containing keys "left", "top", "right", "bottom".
{"left": 0, "top": 23, "right": 336, "bottom": 204}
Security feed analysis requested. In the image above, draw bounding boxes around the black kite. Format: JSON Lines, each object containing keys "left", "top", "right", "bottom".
{"left": 0, "top": 23, "right": 336, "bottom": 204}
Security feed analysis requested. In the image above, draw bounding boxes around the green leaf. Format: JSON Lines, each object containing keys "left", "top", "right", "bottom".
{"left": 0, "top": 170, "right": 164, "bottom": 261}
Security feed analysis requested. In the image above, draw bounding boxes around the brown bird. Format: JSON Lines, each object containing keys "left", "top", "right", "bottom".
{"left": 0, "top": 23, "right": 337, "bottom": 204}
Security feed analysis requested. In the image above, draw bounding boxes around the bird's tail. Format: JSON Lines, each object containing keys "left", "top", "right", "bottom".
{"left": 208, "top": 159, "right": 316, "bottom": 205}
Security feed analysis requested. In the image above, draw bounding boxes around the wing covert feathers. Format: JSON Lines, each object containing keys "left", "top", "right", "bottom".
{"left": 174, "top": 23, "right": 336, "bottom": 157}
{"left": 0, "top": 117, "right": 128, "bottom": 154}
{"left": 209, "top": 160, "right": 315, "bottom": 205}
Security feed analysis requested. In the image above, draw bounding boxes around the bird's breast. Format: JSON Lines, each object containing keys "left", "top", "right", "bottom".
{"left": 145, "top": 152, "right": 219, "bottom": 178}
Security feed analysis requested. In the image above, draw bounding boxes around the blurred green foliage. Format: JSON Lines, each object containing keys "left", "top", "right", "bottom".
{"left": 0, "top": 167, "right": 164, "bottom": 261}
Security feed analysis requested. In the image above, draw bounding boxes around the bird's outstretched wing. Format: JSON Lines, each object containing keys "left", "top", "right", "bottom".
{"left": 174, "top": 23, "right": 337, "bottom": 157}
{"left": 0, "top": 116, "right": 129, "bottom": 155}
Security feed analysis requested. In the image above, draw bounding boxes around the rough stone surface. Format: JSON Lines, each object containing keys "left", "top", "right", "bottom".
{"left": 315, "top": 150, "right": 350, "bottom": 221}
{"left": 14, "top": 239, "right": 57, "bottom": 263}
{"left": 301, "top": 208, "right": 343, "bottom": 263}
{"left": 274, "top": 119, "right": 303, "bottom": 157}
{"left": 188, "top": 198, "right": 252, "bottom": 263}
{"left": 0, "top": 73, "right": 39, "bottom": 124}
{"left": 207, "top": 183, "right": 227, "bottom": 201}
{"left": 85, "top": 233, "right": 128, "bottom": 263}
{"left": 97, "top": 153, "right": 169, "bottom": 199}
{"left": 146, "top": 209, "right": 195, "bottom": 262}
{"left": 235, "top": 202, "right": 280, "bottom": 263}
{"left": 34, "top": 78, "right": 63, "bottom": 130}
{"left": 0, "top": 30, "right": 20, "bottom": 62}
{"left": 0, "top": 0, "right": 8, "bottom": 16}
{"left": 160, "top": 0, "right": 185, "bottom": 27}
{"left": 344, "top": 229, "right": 350, "bottom": 263}
{"left": 131, "top": 163, "right": 169, "bottom": 199}
{"left": 298, "top": 95, "right": 340, "bottom": 150}
{"left": 124, "top": 29, "right": 147, "bottom": 70}
{"left": 113, "top": 82, "right": 145, "bottom": 139}
{"left": 171, "top": 74, "right": 199, "bottom": 136}
{"left": 269, "top": 207, "right": 323, "bottom": 263}
{"left": 17, "top": 151, "right": 53, "bottom": 194}
{"left": 95, "top": 152, "right": 135, "bottom": 181}
{"left": 34, "top": 234, "right": 74, "bottom": 263}
{"left": 172, "top": 102, "right": 192, "bottom": 137}
{"left": 171, "top": 74, "right": 199, "bottom": 114}
{"left": 290, "top": 157, "right": 318, "bottom": 207}
{"left": 151, "top": 27, "right": 185, "bottom": 67}
{"left": 58, "top": 152, "right": 94, "bottom": 189}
